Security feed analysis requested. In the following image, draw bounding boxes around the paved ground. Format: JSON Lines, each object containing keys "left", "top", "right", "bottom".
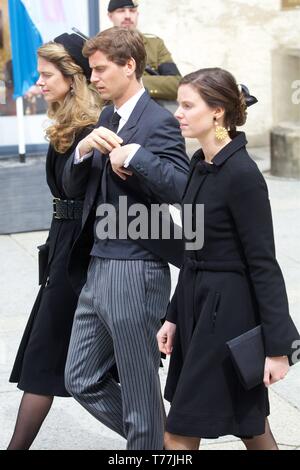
{"left": 0, "top": 146, "right": 299, "bottom": 450}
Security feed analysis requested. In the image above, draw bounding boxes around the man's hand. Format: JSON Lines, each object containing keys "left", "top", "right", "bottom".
{"left": 78, "top": 127, "right": 123, "bottom": 157}
{"left": 109, "top": 144, "right": 137, "bottom": 181}
{"left": 263, "top": 356, "right": 289, "bottom": 387}
{"left": 157, "top": 321, "right": 177, "bottom": 356}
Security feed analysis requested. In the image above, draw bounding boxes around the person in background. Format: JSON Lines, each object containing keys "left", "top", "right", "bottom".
{"left": 107, "top": 0, "right": 181, "bottom": 102}
{"left": 8, "top": 33, "right": 101, "bottom": 450}
{"left": 0, "top": 60, "right": 16, "bottom": 116}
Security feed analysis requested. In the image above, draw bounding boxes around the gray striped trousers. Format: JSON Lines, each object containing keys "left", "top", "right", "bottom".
{"left": 65, "top": 257, "right": 171, "bottom": 450}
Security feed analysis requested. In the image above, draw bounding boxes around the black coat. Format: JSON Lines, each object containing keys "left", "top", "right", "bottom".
{"left": 63, "top": 92, "right": 190, "bottom": 295}
{"left": 10, "top": 129, "right": 93, "bottom": 397}
{"left": 165, "top": 132, "right": 300, "bottom": 438}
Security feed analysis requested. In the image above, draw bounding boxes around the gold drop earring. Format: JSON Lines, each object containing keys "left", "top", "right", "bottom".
{"left": 214, "top": 117, "right": 228, "bottom": 141}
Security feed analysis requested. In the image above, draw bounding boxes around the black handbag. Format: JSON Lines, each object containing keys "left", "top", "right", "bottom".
{"left": 226, "top": 325, "right": 265, "bottom": 390}
{"left": 37, "top": 244, "right": 50, "bottom": 286}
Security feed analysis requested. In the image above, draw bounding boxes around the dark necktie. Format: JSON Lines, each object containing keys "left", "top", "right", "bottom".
{"left": 109, "top": 112, "right": 121, "bottom": 133}
{"left": 101, "top": 112, "right": 121, "bottom": 203}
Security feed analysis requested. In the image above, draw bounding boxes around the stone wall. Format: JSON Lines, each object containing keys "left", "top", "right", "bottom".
{"left": 100, "top": 0, "right": 300, "bottom": 146}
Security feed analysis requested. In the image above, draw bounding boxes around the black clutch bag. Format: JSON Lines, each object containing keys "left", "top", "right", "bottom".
{"left": 37, "top": 244, "right": 50, "bottom": 285}
{"left": 226, "top": 325, "right": 265, "bottom": 390}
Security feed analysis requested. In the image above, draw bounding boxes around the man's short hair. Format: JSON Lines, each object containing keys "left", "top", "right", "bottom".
{"left": 83, "top": 27, "right": 146, "bottom": 80}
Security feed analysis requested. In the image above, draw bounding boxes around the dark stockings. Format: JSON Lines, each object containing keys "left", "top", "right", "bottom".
{"left": 7, "top": 393, "right": 54, "bottom": 450}
{"left": 242, "top": 419, "right": 279, "bottom": 450}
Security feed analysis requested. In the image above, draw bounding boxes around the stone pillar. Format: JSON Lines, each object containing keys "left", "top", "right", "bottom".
{"left": 271, "top": 124, "right": 300, "bottom": 179}
{"left": 271, "top": 48, "right": 300, "bottom": 179}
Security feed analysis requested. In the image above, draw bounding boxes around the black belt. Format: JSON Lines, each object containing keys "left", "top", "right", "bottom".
{"left": 53, "top": 198, "right": 84, "bottom": 220}
{"left": 184, "top": 257, "right": 246, "bottom": 274}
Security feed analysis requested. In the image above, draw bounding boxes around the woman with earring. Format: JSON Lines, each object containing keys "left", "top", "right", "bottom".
{"left": 157, "top": 68, "right": 300, "bottom": 450}
{"left": 7, "top": 34, "right": 103, "bottom": 450}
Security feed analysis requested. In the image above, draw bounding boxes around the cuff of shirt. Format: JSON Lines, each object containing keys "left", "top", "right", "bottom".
{"left": 74, "top": 145, "right": 93, "bottom": 165}
{"left": 123, "top": 144, "right": 141, "bottom": 168}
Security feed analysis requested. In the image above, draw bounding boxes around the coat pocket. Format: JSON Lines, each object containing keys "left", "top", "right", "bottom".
{"left": 211, "top": 292, "right": 221, "bottom": 333}
{"left": 37, "top": 244, "right": 50, "bottom": 286}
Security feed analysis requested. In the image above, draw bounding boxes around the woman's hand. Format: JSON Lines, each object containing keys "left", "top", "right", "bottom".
{"left": 157, "top": 321, "right": 177, "bottom": 355}
{"left": 263, "top": 356, "right": 289, "bottom": 387}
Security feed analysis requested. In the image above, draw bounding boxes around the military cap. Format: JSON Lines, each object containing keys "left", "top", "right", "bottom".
{"left": 108, "top": 0, "right": 139, "bottom": 13}
{"left": 54, "top": 33, "right": 91, "bottom": 80}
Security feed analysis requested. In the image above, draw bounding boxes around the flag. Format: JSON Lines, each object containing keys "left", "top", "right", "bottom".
{"left": 8, "top": 0, "right": 43, "bottom": 99}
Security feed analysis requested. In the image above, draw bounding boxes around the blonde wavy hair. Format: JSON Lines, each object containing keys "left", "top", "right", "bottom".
{"left": 38, "top": 42, "right": 101, "bottom": 154}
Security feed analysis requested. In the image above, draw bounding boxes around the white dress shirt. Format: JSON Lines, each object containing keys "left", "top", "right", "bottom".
{"left": 74, "top": 88, "right": 145, "bottom": 166}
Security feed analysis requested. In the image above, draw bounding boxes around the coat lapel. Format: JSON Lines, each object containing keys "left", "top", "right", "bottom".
{"left": 118, "top": 91, "right": 151, "bottom": 144}
{"left": 100, "top": 92, "right": 151, "bottom": 203}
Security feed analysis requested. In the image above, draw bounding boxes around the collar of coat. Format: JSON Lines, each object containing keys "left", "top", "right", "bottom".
{"left": 193, "top": 132, "right": 248, "bottom": 168}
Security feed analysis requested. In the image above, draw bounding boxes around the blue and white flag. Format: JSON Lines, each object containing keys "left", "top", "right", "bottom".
{"left": 8, "top": 0, "right": 43, "bottom": 99}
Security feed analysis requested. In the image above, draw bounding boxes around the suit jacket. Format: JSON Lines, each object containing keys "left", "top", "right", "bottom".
{"left": 63, "top": 91, "right": 190, "bottom": 294}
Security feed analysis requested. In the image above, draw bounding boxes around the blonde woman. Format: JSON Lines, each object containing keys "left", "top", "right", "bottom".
{"left": 8, "top": 33, "right": 101, "bottom": 450}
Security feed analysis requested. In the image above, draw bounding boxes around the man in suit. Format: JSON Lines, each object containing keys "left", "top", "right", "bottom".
{"left": 63, "top": 27, "right": 189, "bottom": 450}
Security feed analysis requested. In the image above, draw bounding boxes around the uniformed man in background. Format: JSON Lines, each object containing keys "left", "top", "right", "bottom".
{"left": 107, "top": 0, "right": 181, "bottom": 102}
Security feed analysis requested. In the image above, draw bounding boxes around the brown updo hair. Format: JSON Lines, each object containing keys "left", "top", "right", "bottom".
{"left": 180, "top": 68, "right": 247, "bottom": 135}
